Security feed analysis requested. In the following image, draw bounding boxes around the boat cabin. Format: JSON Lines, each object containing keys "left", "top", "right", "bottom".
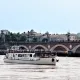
{"left": 5, "top": 52, "right": 39, "bottom": 60}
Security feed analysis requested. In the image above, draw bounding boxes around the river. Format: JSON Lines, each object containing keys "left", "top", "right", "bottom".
{"left": 0, "top": 55, "right": 80, "bottom": 80}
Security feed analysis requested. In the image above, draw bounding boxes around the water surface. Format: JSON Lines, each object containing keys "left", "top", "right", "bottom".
{"left": 0, "top": 55, "right": 80, "bottom": 80}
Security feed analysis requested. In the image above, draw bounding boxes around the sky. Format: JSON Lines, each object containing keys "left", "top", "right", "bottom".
{"left": 0, "top": 0, "right": 80, "bottom": 34}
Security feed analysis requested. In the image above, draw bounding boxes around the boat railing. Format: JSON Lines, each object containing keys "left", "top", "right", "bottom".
{"left": 8, "top": 50, "right": 30, "bottom": 53}
{"left": 7, "top": 50, "right": 57, "bottom": 55}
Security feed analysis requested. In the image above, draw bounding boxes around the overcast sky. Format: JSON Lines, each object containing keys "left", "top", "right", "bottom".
{"left": 0, "top": 0, "right": 80, "bottom": 33}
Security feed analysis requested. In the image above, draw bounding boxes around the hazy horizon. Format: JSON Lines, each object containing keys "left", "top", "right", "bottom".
{"left": 0, "top": 0, "right": 80, "bottom": 34}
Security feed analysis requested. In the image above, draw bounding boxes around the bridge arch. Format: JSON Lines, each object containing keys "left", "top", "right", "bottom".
{"left": 19, "top": 45, "right": 29, "bottom": 51}
{"left": 32, "top": 45, "right": 48, "bottom": 51}
{"left": 50, "top": 44, "right": 69, "bottom": 52}
{"left": 72, "top": 45, "right": 80, "bottom": 53}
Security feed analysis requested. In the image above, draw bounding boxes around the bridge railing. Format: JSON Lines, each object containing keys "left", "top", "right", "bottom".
{"left": 6, "top": 40, "right": 80, "bottom": 44}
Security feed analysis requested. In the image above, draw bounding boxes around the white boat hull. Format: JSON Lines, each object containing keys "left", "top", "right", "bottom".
{"left": 4, "top": 58, "right": 56, "bottom": 65}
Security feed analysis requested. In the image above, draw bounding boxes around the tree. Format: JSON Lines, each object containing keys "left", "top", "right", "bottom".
{"left": 27, "top": 31, "right": 30, "bottom": 42}
{"left": 10, "top": 33, "right": 17, "bottom": 42}
{"left": 20, "top": 36, "right": 26, "bottom": 42}
{"left": 45, "top": 31, "right": 50, "bottom": 42}
{"left": 32, "top": 37, "right": 38, "bottom": 42}
{"left": 0, "top": 36, "right": 2, "bottom": 43}
{"left": 66, "top": 32, "right": 70, "bottom": 41}
{"left": 16, "top": 32, "right": 21, "bottom": 41}
{"left": 5, "top": 34, "right": 11, "bottom": 42}
{"left": 77, "top": 33, "right": 80, "bottom": 39}
{"left": 42, "top": 38, "right": 48, "bottom": 42}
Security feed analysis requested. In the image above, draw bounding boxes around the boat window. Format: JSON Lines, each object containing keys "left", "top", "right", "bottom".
{"left": 25, "top": 54, "right": 28, "bottom": 57}
{"left": 18, "top": 54, "right": 27, "bottom": 57}
{"left": 30, "top": 54, "right": 32, "bottom": 57}
{"left": 24, "top": 54, "right": 26, "bottom": 57}
{"left": 18, "top": 54, "right": 23, "bottom": 57}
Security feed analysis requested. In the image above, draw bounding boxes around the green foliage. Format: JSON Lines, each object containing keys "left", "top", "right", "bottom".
{"left": 19, "top": 36, "right": 26, "bottom": 42}
{"left": 0, "top": 37, "right": 2, "bottom": 42}
{"left": 42, "top": 38, "right": 48, "bottom": 42}
{"left": 77, "top": 33, "right": 80, "bottom": 39}
{"left": 10, "top": 33, "right": 17, "bottom": 41}
{"left": 66, "top": 32, "right": 70, "bottom": 41}
{"left": 5, "top": 32, "right": 21, "bottom": 42}
{"left": 32, "top": 37, "right": 38, "bottom": 42}
{"left": 5, "top": 34, "right": 11, "bottom": 42}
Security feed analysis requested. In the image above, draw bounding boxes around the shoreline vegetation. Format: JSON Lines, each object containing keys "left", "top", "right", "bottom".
{"left": 0, "top": 29, "right": 79, "bottom": 43}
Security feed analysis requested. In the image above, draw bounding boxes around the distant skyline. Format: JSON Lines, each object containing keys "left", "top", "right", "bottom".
{"left": 0, "top": 0, "right": 80, "bottom": 34}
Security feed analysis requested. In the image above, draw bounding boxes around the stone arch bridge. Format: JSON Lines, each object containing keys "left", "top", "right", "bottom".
{"left": 9, "top": 41, "right": 80, "bottom": 53}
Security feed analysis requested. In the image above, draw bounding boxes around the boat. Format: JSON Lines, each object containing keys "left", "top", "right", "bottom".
{"left": 4, "top": 46, "right": 59, "bottom": 65}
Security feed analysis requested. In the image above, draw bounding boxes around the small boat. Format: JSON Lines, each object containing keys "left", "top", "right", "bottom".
{"left": 4, "top": 46, "right": 59, "bottom": 65}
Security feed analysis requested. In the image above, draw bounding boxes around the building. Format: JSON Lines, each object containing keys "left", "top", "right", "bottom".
{"left": 70, "top": 34, "right": 77, "bottom": 41}
{"left": 0, "top": 30, "right": 9, "bottom": 35}
{"left": 49, "top": 34, "right": 67, "bottom": 41}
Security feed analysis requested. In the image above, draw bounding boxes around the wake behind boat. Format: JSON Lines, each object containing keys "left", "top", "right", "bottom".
{"left": 4, "top": 46, "right": 59, "bottom": 65}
